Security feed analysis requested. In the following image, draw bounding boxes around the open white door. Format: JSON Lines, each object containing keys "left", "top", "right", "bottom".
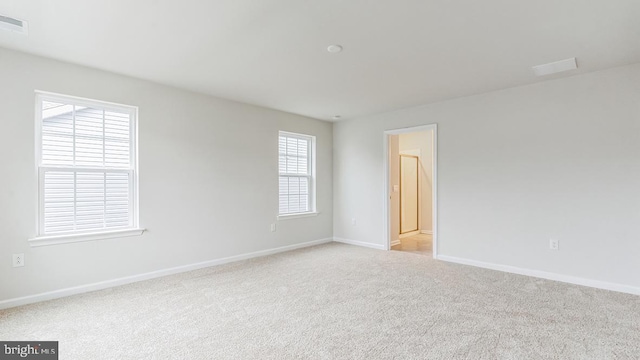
{"left": 400, "top": 155, "right": 419, "bottom": 234}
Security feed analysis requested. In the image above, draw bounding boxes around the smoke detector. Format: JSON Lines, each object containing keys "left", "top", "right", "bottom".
{"left": 327, "top": 45, "right": 343, "bottom": 53}
{"left": 0, "top": 14, "right": 28, "bottom": 35}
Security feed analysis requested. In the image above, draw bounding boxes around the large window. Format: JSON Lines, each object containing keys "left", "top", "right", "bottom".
{"left": 33, "top": 92, "right": 140, "bottom": 244}
{"left": 278, "top": 131, "right": 316, "bottom": 216}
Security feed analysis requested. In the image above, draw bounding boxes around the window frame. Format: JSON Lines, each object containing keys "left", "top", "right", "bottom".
{"left": 30, "top": 91, "right": 143, "bottom": 247}
{"left": 277, "top": 131, "right": 317, "bottom": 219}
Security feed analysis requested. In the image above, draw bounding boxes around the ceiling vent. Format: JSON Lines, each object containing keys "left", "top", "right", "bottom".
{"left": 532, "top": 58, "right": 577, "bottom": 77}
{"left": 0, "top": 14, "right": 28, "bottom": 35}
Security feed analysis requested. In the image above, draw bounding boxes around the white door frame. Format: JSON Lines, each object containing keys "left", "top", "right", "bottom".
{"left": 383, "top": 124, "right": 438, "bottom": 258}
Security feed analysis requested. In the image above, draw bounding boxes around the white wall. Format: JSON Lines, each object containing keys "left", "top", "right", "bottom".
{"left": 334, "top": 63, "right": 640, "bottom": 289}
{"left": 0, "top": 48, "right": 333, "bottom": 302}
{"left": 399, "top": 131, "right": 433, "bottom": 232}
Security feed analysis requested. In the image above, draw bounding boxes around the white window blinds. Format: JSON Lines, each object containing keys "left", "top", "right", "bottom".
{"left": 278, "top": 132, "right": 315, "bottom": 215}
{"left": 37, "top": 94, "right": 138, "bottom": 236}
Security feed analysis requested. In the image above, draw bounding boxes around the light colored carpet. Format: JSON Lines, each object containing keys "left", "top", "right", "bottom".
{"left": 1, "top": 243, "right": 639, "bottom": 359}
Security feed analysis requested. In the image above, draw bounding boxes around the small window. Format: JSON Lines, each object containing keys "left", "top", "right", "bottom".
{"left": 278, "top": 131, "right": 316, "bottom": 216}
{"left": 34, "top": 92, "right": 139, "bottom": 240}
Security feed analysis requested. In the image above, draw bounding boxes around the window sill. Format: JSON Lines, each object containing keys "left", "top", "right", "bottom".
{"left": 28, "top": 228, "right": 146, "bottom": 247}
{"left": 277, "top": 212, "right": 320, "bottom": 221}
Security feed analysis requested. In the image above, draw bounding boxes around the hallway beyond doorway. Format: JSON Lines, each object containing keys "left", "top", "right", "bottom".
{"left": 391, "top": 233, "right": 432, "bottom": 256}
{"left": 385, "top": 124, "right": 437, "bottom": 256}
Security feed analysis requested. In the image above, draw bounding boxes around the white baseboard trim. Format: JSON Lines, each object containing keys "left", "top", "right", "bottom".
{"left": 333, "top": 237, "right": 386, "bottom": 250}
{"left": 399, "top": 230, "right": 420, "bottom": 239}
{"left": 390, "top": 239, "right": 401, "bottom": 247}
{"left": 420, "top": 230, "right": 433, "bottom": 235}
{"left": 437, "top": 255, "right": 640, "bottom": 296}
{"left": 0, "top": 237, "right": 333, "bottom": 310}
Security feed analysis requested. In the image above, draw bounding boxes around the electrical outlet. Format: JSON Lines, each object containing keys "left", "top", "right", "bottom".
{"left": 351, "top": 218, "right": 357, "bottom": 226}
{"left": 549, "top": 238, "right": 559, "bottom": 250}
{"left": 270, "top": 223, "right": 276, "bottom": 232}
{"left": 12, "top": 253, "right": 24, "bottom": 267}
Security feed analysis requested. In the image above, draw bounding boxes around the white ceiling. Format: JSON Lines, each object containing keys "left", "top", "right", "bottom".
{"left": 1, "top": 0, "right": 639, "bottom": 121}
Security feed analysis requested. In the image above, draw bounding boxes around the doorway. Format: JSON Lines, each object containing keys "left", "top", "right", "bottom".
{"left": 384, "top": 124, "right": 437, "bottom": 257}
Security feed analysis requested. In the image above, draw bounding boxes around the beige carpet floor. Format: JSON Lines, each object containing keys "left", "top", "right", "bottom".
{"left": 1, "top": 243, "right": 639, "bottom": 359}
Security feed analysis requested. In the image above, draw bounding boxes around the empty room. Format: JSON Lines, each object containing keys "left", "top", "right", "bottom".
{"left": 1, "top": 1, "right": 639, "bottom": 359}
